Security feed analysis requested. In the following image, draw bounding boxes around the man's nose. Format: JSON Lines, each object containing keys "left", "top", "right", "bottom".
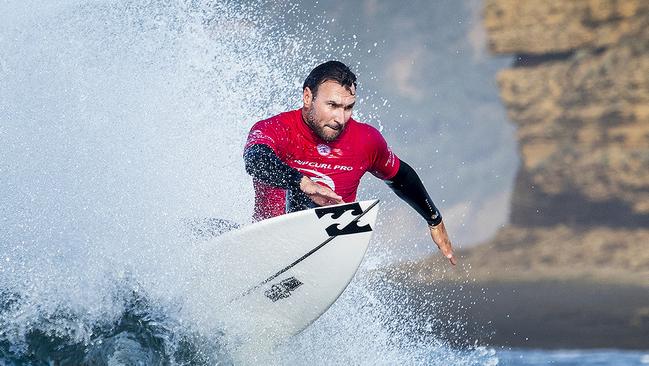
{"left": 333, "top": 107, "right": 345, "bottom": 123}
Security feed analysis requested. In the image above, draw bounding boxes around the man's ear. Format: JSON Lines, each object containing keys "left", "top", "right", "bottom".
{"left": 303, "top": 87, "right": 313, "bottom": 108}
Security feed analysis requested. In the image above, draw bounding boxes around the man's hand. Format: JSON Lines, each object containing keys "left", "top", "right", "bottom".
{"left": 299, "top": 176, "right": 344, "bottom": 206}
{"left": 429, "top": 220, "right": 457, "bottom": 266}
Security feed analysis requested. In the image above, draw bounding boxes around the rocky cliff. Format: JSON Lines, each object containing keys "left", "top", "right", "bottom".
{"left": 461, "top": 0, "right": 649, "bottom": 284}
{"left": 400, "top": 0, "right": 649, "bottom": 349}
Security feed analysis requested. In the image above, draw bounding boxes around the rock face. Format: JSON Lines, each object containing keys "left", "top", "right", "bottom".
{"left": 484, "top": 0, "right": 649, "bottom": 55}
{"left": 487, "top": 0, "right": 649, "bottom": 225}
{"left": 400, "top": 0, "right": 649, "bottom": 349}
{"left": 502, "top": 43, "right": 649, "bottom": 224}
{"left": 461, "top": 0, "right": 649, "bottom": 285}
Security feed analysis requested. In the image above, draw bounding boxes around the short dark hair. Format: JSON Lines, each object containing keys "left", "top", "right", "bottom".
{"left": 303, "top": 60, "right": 357, "bottom": 97}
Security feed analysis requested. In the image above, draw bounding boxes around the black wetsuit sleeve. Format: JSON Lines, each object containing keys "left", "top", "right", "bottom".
{"left": 385, "top": 159, "right": 443, "bottom": 226}
{"left": 243, "top": 144, "right": 303, "bottom": 189}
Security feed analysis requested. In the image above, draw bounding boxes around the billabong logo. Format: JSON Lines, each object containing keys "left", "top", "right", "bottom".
{"left": 316, "top": 144, "right": 331, "bottom": 156}
{"left": 315, "top": 202, "right": 373, "bottom": 236}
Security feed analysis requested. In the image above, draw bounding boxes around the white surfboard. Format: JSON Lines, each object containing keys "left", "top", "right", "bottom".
{"left": 204, "top": 200, "right": 380, "bottom": 348}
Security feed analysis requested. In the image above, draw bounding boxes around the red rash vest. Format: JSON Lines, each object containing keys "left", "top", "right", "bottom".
{"left": 244, "top": 108, "right": 400, "bottom": 220}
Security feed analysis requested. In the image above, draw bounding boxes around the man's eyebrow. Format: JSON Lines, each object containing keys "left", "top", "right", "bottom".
{"left": 327, "top": 100, "right": 356, "bottom": 109}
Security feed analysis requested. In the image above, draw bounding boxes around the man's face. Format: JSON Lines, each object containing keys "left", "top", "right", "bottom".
{"left": 303, "top": 80, "right": 356, "bottom": 142}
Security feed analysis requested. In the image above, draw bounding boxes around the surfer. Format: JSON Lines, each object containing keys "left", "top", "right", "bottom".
{"left": 243, "top": 61, "right": 456, "bottom": 265}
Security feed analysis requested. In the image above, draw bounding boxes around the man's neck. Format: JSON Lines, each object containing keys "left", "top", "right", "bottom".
{"left": 300, "top": 107, "right": 308, "bottom": 126}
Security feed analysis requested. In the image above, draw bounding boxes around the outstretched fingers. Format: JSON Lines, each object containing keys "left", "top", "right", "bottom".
{"left": 438, "top": 241, "right": 457, "bottom": 265}
{"left": 315, "top": 186, "right": 343, "bottom": 203}
{"left": 299, "top": 176, "right": 344, "bottom": 206}
{"left": 310, "top": 188, "right": 344, "bottom": 206}
{"left": 429, "top": 221, "right": 457, "bottom": 266}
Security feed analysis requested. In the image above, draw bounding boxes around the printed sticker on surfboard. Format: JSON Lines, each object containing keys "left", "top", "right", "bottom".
{"left": 199, "top": 200, "right": 380, "bottom": 347}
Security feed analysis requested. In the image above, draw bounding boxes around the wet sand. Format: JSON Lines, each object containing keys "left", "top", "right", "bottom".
{"left": 400, "top": 279, "right": 649, "bottom": 349}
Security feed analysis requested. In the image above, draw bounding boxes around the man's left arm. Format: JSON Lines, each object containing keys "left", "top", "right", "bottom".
{"left": 385, "top": 159, "right": 457, "bottom": 266}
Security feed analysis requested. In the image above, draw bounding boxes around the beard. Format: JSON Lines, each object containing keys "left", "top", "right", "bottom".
{"left": 305, "top": 107, "right": 343, "bottom": 142}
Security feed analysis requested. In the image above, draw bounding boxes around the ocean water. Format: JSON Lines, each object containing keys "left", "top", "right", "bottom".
{"left": 1, "top": 1, "right": 644, "bottom": 365}
{"left": 496, "top": 349, "right": 649, "bottom": 366}
{"left": 0, "top": 0, "right": 486, "bottom": 364}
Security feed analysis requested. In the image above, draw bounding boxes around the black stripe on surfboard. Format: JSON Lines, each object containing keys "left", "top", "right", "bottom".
{"left": 231, "top": 200, "right": 380, "bottom": 302}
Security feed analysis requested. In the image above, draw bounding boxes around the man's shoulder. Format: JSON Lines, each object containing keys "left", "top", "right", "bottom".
{"left": 246, "top": 109, "right": 301, "bottom": 149}
{"left": 346, "top": 118, "right": 384, "bottom": 141}
{"left": 254, "top": 109, "right": 301, "bottom": 128}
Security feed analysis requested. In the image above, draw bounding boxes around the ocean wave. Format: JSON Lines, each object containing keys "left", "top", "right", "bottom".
{"left": 0, "top": 277, "right": 231, "bottom": 365}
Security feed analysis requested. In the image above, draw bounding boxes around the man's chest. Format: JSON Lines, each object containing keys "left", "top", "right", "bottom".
{"left": 281, "top": 141, "right": 369, "bottom": 190}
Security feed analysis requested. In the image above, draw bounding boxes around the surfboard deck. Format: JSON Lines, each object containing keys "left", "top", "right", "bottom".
{"left": 203, "top": 200, "right": 380, "bottom": 347}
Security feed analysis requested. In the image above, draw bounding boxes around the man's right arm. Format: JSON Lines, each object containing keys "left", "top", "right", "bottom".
{"left": 243, "top": 144, "right": 303, "bottom": 189}
{"left": 243, "top": 144, "right": 344, "bottom": 207}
